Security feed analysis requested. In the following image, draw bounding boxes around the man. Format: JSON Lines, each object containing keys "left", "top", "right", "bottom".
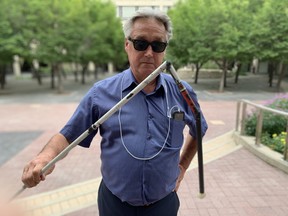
{"left": 22, "top": 9, "right": 208, "bottom": 216}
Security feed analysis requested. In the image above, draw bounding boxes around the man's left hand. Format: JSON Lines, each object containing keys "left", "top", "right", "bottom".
{"left": 174, "top": 165, "right": 186, "bottom": 192}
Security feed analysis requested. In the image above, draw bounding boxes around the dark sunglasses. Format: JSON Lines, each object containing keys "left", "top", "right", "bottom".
{"left": 128, "top": 37, "right": 168, "bottom": 53}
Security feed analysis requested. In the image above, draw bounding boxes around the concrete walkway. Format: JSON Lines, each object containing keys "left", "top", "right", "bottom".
{"left": 0, "top": 72, "right": 288, "bottom": 215}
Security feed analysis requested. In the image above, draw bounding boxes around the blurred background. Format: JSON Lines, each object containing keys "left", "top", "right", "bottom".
{"left": 0, "top": 0, "right": 287, "bottom": 94}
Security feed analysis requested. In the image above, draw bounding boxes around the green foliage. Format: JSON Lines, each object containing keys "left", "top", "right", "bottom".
{"left": 245, "top": 112, "right": 286, "bottom": 136}
{"left": 0, "top": 0, "right": 27, "bottom": 63}
{"left": 1, "top": 0, "right": 288, "bottom": 77}
{"left": 167, "top": 0, "right": 211, "bottom": 68}
{"left": 0, "top": 0, "right": 126, "bottom": 67}
{"left": 249, "top": 0, "right": 288, "bottom": 62}
{"left": 166, "top": 0, "right": 288, "bottom": 86}
{"left": 261, "top": 132, "right": 286, "bottom": 154}
{"left": 202, "top": 61, "right": 219, "bottom": 70}
{"left": 167, "top": 0, "right": 253, "bottom": 69}
{"left": 244, "top": 94, "right": 288, "bottom": 137}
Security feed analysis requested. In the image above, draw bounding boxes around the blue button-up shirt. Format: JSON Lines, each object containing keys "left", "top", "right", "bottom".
{"left": 60, "top": 68, "right": 208, "bottom": 206}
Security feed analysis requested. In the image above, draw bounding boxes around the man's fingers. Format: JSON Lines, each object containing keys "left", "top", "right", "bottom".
{"left": 22, "top": 160, "right": 49, "bottom": 188}
{"left": 40, "top": 164, "right": 55, "bottom": 181}
{"left": 22, "top": 165, "right": 40, "bottom": 188}
{"left": 22, "top": 167, "right": 36, "bottom": 188}
{"left": 32, "top": 163, "right": 44, "bottom": 183}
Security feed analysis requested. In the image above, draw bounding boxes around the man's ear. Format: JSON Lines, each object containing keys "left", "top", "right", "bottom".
{"left": 124, "top": 39, "right": 129, "bottom": 53}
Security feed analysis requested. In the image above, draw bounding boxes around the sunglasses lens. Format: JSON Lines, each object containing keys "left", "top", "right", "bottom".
{"left": 151, "top": 42, "right": 167, "bottom": 53}
{"left": 133, "top": 40, "right": 149, "bottom": 51}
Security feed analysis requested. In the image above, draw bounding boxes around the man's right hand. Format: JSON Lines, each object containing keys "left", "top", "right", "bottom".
{"left": 21, "top": 155, "right": 55, "bottom": 188}
{"left": 21, "top": 133, "right": 70, "bottom": 188}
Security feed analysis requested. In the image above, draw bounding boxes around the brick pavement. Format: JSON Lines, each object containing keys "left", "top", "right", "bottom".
{"left": 0, "top": 73, "right": 288, "bottom": 215}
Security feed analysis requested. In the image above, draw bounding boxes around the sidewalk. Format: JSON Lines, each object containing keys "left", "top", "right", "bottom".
{"left": 0, "top": 72, "right": 288, "bottom": 215}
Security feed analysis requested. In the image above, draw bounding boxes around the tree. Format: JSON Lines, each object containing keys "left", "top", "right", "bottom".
{"left": 0, "top": 0, "right": 30, "bottom": 88}
{"left": 168, "top": 0, "right": 211, "bottom": 84}
{"left": 61, "top": 0, "right": 125, "bottom": 84}
{"left": 250, "top": 0, "right": 288, "bottom": 90}
{"left": 168, "top": 0, "right": 252, "bottom": 91}
{"left": 230, "top": 0, "right": 260, "bottom": 84}
{"left": 205, "top": 0, "right": 253, "bottom": 92}
{"left": 0, "top": 0, "right": 126, "bottom": 92}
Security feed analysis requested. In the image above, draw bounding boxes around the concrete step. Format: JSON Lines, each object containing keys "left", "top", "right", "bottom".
{"left": 189, "top": 130, "right": 242, "bottom": 170}
{"left": 17, "top": 178, "right": 101, "bottom": 216}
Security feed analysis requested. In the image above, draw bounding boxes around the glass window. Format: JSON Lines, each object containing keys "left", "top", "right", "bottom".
{"left": 137, "top": 6, "right": 160, "bottom": 11}
{"left": 122, "top": 6, "right": 137, "bottom": 19}
{"left": 162, "top": 6, "right": 171, "bottom": 12}
{"left": 117, "top": 6, "right": 122, "bottom": 17}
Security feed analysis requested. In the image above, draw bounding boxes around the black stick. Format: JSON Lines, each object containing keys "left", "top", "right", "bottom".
{"left": 166, "top": 62, "right": 205, "bottom": 198}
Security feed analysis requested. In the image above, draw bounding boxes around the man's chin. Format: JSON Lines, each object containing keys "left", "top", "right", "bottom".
{"left": 141, "top": 64, "right": 156, "bottom": 73}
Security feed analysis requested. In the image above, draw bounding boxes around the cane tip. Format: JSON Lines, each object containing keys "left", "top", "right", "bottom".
{"left": 198, "top": 192, "right": 206, "bottom": 199}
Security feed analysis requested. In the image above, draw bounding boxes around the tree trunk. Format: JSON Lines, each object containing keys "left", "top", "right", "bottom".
{"left": 219, "top": 71, "right": 225, "bottom": 92}
{"left": 215, "top": 59, "right": 228, "bottom": 91}
{"left": 51, "top": 64, "right": 55, "bottom": 89}
{"left": 55, "top": 64, "right": 64, "bottom": 94}
{"left": 221, "top": 60, "right": 228, "bottom": 89}
{"left": 32, "top": 66, "right": 42, "bottom": 85}
{"left": 224, "top": 68, "right": 227, "bottom": 87}
{"left": 74, "top": 63, "right": 79, "bottom": 82}
{"left": 268, "top": 62, "right": 275, "bottom": 87}
{"left": 194, "top": 66, "right": 200, "bottom": 84}
{"left": 234, "top": 63, "right": 242, "bottom": 84}
{"left": 276, "top": 63, "right": 287, "bottom": 91}
{"left": 81, "top": 63, "right": 88, "bottom": 84}
{"left": 0, "top": 65, "right": 6, "bottom": 89}
{"left": 35, "top": 69, "right": 42, "bottom": 85}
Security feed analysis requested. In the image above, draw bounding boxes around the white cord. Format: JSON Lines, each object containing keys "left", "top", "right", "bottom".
{"left": 118, "top": 75, "right": 171, "bottom": 160}
{"left": 167, "top": 105, "right": 181, "bottom": 118}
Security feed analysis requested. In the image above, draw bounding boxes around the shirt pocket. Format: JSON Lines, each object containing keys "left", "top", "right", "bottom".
{"left": 166, "top": 118, "right": 185, "bottom": 149}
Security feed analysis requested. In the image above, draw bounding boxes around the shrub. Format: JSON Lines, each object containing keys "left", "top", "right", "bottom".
{"left": 244, "top": 94, "right": 288, "bottom": 136}
{"left": 261, "top": 132, "right": 287, "bottom": 154}
{"left": 244, "top": 112, "right": 286, "bottom": 136}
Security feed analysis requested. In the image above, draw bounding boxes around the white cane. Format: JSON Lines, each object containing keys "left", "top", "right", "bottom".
{"left": 9, "top": 61, "right": 168, "bottom": 201}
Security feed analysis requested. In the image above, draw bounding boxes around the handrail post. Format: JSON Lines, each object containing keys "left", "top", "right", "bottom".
{"left": 236, "top": 101, "right": 241, "bottom": 132}
{"left": 284, "top": 121, "right": 288, "bottom": 161}
{"left": 240, "top": 102, "right": 247, "bottom": 135}
{"left": 255, "top": 109, "right": 263, "bottom": 146}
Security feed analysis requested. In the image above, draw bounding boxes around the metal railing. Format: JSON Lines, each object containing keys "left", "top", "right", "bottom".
{"left": 236, "top": 99, "right": 288, "bottom": 161}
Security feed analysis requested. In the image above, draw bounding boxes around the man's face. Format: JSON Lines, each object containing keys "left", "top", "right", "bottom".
{"left": 125, "top": 17, "right": 167, "bottom": 83}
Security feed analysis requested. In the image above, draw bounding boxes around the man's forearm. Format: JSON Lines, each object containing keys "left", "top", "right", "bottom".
{"left": 174, "top": 133, "right": 198, "bottom": 191}
{"left": 179, "top": 134, "right": 197, "bottom": 170}
{"left": 38, "top": 133, "right": 70, "bottom": 160}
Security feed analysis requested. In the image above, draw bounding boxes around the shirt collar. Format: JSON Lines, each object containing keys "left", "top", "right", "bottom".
{"left": 122, "top": 68, "right": 165, "bottom": 93}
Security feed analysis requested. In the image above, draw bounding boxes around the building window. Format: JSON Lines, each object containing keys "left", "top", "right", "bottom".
{"left": 162, "top": 6, "right": 171, "bottom": 12}
{"left": 117, "top": 5, "right": 168, "bottom": 20}
{"left": 122, "top": 6, "right": 137, "bottom": 19}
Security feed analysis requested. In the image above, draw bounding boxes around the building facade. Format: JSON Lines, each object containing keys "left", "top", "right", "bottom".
{"left": 112, "top": 0, "right": 177, "bottom": 20}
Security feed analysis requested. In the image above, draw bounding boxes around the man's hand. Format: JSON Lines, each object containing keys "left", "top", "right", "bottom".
{"left": 175, "top": 133, "right": 197, "bottom": 192}
{"left": 21, "top": 133, "right": 69, "bottom": 188}
{"left": 22, "top": 155, "right": 55, "bottom": 188}
{"left": 174, "top": 165, "right": 186, "bottom": 192}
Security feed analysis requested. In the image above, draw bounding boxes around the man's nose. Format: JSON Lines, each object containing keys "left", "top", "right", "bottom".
{"left": 144, "top": 45, "right": 154, "bottom": 57}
